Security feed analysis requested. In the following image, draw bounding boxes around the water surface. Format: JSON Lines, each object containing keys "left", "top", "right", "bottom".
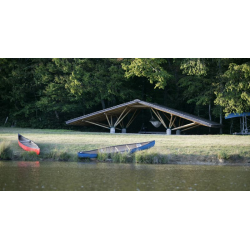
{"left": 0, "top": 161, "right": 249, "bottom": 191}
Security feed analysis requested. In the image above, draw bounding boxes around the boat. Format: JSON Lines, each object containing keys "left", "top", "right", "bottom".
{"left": 78, "top": 140, "right": 155, "bottom": 158}
{"left": 18, "top": 133, "right": 40, "bottom": 155}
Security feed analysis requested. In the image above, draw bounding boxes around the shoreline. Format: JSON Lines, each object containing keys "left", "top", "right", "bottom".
{"left": 1, "top": 154, "right": 250, "bottom": 166}
{"left": 1, "top": 127, "right": 250, "bottom": 166}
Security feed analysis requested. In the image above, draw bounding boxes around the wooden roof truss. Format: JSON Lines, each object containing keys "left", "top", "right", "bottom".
{"left": 66, "top": 99, "right": 221, "bottom": 132}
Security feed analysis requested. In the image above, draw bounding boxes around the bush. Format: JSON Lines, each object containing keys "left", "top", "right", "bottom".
{"left": 218, "top": 151, "right": 230, "bottom": 160}
{"left": 0, "top": 141, "right": 13, "bottom": 160}
{"left": 46, "top": 149, "right": 70, "bottom": 161}
{"left": 20, "top": 151, "right": 39, "bottom": 161}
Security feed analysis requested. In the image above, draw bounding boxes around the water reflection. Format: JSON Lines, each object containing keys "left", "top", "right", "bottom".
{"left": 17, "top": 161, "right": 40, "bottom": 167}
{"left": 0, "top": 161, "right": 250, "bottom": 191}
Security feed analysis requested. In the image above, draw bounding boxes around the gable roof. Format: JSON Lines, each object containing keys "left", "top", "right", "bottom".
{"left": 66, "top": 99, "right": 221, "bottom": 128}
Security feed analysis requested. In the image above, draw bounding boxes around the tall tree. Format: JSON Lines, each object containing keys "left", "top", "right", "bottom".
{"left": 214, "top": 62, "right": 250, "bottom": 115}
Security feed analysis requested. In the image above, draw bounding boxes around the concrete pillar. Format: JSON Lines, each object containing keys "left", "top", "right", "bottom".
{"left": 110, "top": 127, "right": 115, "bottom": 133}
{"left": 122, "top": 128, "right": 126, "bottom": 133}
{"left": 176, "top": 130, "right": 181, "bottom": 135}
{"left": 166, "top": 128, "right": 171, "bottom": 135}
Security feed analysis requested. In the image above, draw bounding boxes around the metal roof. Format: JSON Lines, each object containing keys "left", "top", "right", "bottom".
{"left": 66, "top": 99, "right": 222, "bottom": 128}
{"left": 225, "top": 112, "right": 250, "bottom": 119}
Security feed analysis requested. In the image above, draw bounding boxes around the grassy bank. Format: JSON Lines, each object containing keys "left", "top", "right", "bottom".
{"left": 0, "top": 127, "right": 250, "bottom": 165}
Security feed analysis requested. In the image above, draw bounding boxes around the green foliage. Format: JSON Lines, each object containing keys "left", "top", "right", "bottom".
{"left": 214, "top": 63, "right": 250, "bottom": 115}
{"left": 46, "top": 149, "right": 70, "bottom": 161}
{"left": 20, "top": 151, "right": 39, "bottom": 161}
{"left": 1, "top": 58, "right": 250, "bottom": 133}
{"left": 180, "top": 58, "right": 207, "bottom": 76}
{"left": 0, "top": 141, "right": 13, "bottom": 160}
{"left": 111, "top": 152, "right": 132, "bottom": 163}
{"left": 178, "top": 76, "right": 214, "bottom": 105}
{"left": 122, "top": 58, "right": 173, "bottom": 89}
{"left": 217, "top": 151, "right": 229, "bottom": 160}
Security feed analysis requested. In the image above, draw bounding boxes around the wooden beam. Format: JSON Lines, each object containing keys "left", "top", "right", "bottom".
{"left": 85, "top": 121, "right": 121, "bottom": 130}
{"left": 151, "top": 108, "right": 167, "bottom": 128}
{"left": 169, "top": 114, "right": 173, "bottom": 128}
{"left": 170, "top": 115, "right": 177, "bottom": 128}
{"left": 104, "top": 113, "right": 111, "bottom": 127}
{"left": 172, "top": 122, "right": 196, "bottom": 131}
{"left": 182, "top": 124, "right": 200, "bottom": 131}
{"left": 155, "top": 109, "right": 167, "bottom": 128}
{"left": 163, "top": 113, "right": 171, "bottom": 121}
{"left": 126, "top": 110, "right": 138, "bottom": 128}
{"left": 114, "top": 107, "right": 128, "bottom": 127}
{"left": 114, "top": 109, "right": 131, "bottom": 127}
{"left": 85, "top": 121, "right": 110, "bottom": 129}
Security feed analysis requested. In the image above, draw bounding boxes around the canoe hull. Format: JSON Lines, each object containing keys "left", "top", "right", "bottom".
{"left": 78, "top": 140, "right": 155, "bottom": 158}
{"left": 18, "top": 134, "right": 40, "bottom": 155}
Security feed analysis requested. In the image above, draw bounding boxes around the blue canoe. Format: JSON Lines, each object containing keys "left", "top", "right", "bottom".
{"left": 78, "top": 140, "right": 155, "bottom": 158}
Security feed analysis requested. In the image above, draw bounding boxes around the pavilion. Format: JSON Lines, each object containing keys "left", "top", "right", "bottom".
{"left": 65, "top": 99, "right": 222, "bottom": 134}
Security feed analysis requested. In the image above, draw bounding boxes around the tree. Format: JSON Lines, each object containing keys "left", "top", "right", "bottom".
{"left": 214, "top": 63, "right": 250, "bottom": 115}
{"left": 121, "top": 58, "right": 172, "bottom": 89}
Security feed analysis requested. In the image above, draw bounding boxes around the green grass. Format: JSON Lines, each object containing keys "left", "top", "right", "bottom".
{"left": 0, "top": 127, "right": 250, "bottom": 164}
{"left": 0, "top": 141, "right": 13, "bottom": 160}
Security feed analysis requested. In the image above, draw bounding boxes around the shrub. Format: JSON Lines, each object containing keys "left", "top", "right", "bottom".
{"left": 0, "top": 141, "right": 13, "bottom": 160}
{"left": 46, "top": 149, "right": 70, "bottom": 161}
{"left": 20, "top": 151, "right": 38, "bottom": 161}
{"left": 58, "top": 151, "right": 70, "bottom": 161}
{"left": 218, "top": 151, "right": 230, "bottom": 160}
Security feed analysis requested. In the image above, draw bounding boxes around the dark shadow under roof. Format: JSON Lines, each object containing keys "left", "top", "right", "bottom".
{"left": 66, "top": 99, "right": 222, "bottom": 128}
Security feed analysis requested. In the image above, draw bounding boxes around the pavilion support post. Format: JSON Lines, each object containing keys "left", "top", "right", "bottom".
{"left": 176, "top": 130, "right": 181, "bottom": 135}
{"left": 122, "top": 128, "right": 126, "bottom": 133}
{"left": 110, "top": 127, "right": 115, "bottom": 133}
{"left": 166, "top": 128, "right": 172, "bottom": 135}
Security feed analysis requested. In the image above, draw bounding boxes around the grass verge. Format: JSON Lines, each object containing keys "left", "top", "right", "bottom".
{"left": 0, "top": 141, "right": 13, "bottom": 160}
{"left": 0, "top": 127, "right": 250, "bottom": 165}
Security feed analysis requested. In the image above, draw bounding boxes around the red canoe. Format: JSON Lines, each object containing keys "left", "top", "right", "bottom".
{"left": 18, "top": 133, "right": 40, "bottom": 155}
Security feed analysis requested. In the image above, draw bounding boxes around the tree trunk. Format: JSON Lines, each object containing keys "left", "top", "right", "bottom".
{"left": 164, "top": 88, "right": 167, "bottom": 106}
{"left": 209, "top": 102, "right": 211, "bottom": 133}
{"left": 209, "top": 101, "right": 211, "bottom": 121}
{"left": 218, "top": 59, "right": 223, "bottom": 134}
{"left": 55, "top": 111, "right": 59, "bottom": 119}
{"left": 101, "top": 99, "right": 106, "bottom": 109}
{"left": 220, "top": 106, "right": 223, "bottom": 134}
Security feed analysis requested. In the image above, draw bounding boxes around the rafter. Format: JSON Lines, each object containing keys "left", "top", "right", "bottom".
{"left": 170, "top": 115, "right": 177, "bottom": 128}
{"left": 104, "top": 113, "right": 111, "bottom": 127}
{"left": 126, "top": 110, "right": 138, "bottom": 128}
{"left": 85, "top": 121, "right": 121, "bottom": 130}
{"left": 151, "top": 108, "right": 167, "bottom": 128}
{"left": 182, "top": 124, "right": 200, "bottom": 131}
{"left": 114, "top": 107, "right": 128, "bottom": 127}
{"left": 114, "top": 108, "right": 131, "bottom": 127}
{"left": 172, "top": 122, "right": 196, "bottom": 131}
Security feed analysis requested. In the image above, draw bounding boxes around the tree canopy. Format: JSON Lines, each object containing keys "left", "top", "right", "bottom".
{"left": 0, "top": 58, "right": 249, "bottom": 133}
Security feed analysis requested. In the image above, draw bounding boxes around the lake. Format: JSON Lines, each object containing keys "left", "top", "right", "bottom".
{"left": 0, "top": 161, "right": 249, "bottom": 191}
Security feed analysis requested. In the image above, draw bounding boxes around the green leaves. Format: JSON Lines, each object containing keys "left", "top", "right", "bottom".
{"left": 122, "top": 58, "right": 172, "bottom": 89}
{"left": 214, "top": 63, "right": 250, "bottom": 115}
{"left": 180, "top": 58, "right": 207, "bottom": 76}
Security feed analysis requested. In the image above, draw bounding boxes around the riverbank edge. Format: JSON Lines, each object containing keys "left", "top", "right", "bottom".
{"left": 1, "top": 153, "right": 250, "bottom": 166}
